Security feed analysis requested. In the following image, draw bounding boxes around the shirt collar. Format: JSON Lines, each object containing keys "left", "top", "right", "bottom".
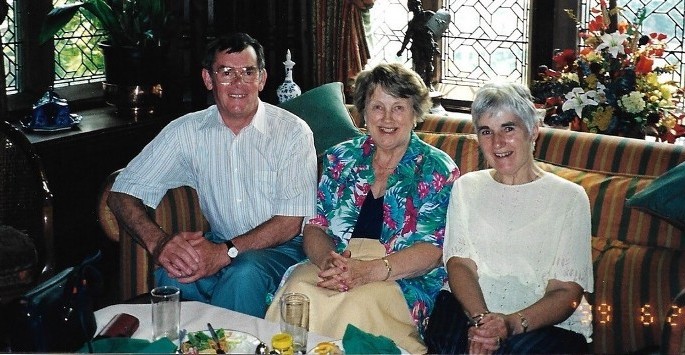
{"left": 203, "top": 99, "right": 267, "bottom": 134}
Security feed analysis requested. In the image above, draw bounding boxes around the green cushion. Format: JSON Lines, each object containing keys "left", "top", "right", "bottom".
{"left": 626, "top": 161, "right": 685, "bottom": 229}
{"left": 278, "top": 82, "right": 363, "bottom": 155}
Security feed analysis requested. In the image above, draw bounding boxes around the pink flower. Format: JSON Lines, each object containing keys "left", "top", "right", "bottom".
{"left": 383, "top": 203, "right": 397, "bottom": 230}
{"left": 417, "top": 181, "right": 430, "bottom": 199}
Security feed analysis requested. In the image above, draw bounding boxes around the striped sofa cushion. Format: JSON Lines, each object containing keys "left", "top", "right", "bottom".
{"left": 535, "top": 128, "right": 685, "bottom": 178}
{"left": 416, "top": 112, "right": 474, "bottom": 133}
{"left": 118, "top": 186, "right": 209, "bottom": 301}
{"left": 590, "top": 236, "right": 685, "bottom": 354}
{"left": 538, "top": 162, "right": 685, "bottom": 250}
{"left": 415, "top": 132, "right": 486, "bottom": 174}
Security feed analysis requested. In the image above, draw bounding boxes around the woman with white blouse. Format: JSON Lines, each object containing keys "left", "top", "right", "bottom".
{"left": 424, "top": 82, "right": 594, "bottom": 354}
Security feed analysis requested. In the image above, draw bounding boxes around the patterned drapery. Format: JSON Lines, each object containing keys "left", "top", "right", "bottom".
{"left": 312, "top": 0, "right": 371, "bottom": 98}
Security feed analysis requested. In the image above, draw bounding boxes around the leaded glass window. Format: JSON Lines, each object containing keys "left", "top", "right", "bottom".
{"left": 368, "top": 0, "right": 531, "bottom": 89}
{"left": 441, "top": 0, "right": 530, "bottom": 87}
{"left": 2, "top": 0, "right": 17, "bottom": 94}
{"left": 52, "top": 0, "right": 106, "bottom": 87}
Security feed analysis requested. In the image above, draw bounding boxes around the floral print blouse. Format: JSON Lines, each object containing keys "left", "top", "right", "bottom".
{"left": 308, "top": 132, "right": 459, "bottom": 334}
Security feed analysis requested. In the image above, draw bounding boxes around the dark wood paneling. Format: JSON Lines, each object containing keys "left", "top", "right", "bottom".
{"left": 21, "top": 108, "right": 171, "bottom": 307}
{"left": 213, "top": 0, "right": 313, "bottom": 104}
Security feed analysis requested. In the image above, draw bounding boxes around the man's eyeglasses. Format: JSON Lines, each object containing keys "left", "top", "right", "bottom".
{"left": 213, "top": 66, "right": 261, "bottom": 84}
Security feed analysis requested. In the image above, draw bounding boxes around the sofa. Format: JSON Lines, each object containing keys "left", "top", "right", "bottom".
{"left": 98, "top": 83, "right": 685, "bottom": 354}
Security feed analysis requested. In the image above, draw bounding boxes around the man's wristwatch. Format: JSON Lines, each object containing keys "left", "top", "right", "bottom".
{"left": 517, "top": 312, "right": 529, "bottom": 333}
{"left": 225, "top": 240, "right": 239, "bottom": 259}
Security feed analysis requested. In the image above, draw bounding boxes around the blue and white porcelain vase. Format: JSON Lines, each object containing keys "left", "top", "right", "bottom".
{"left": 276, "top": 49, "right": 301, "bottom": 103}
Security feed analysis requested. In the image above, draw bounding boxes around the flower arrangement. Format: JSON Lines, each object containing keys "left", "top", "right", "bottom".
{"left": 531, "top": 0, "right": 684, "bottom": 142}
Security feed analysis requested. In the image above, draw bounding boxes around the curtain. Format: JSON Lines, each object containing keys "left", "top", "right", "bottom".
{"left": 312, "top": 0, "right": 371, "bottom": 98}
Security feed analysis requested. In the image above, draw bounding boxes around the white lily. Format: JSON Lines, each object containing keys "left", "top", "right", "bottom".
{"left": 563, "top": 87, "right": 599, "bottom": 117}
{"left": 595, "top": 32, "right": 629, "bottom": 58}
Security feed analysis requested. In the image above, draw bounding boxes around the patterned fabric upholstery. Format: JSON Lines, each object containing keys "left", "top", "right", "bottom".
{"left": 98, "top": 170, "right": 209, "bottom": 301}
{"left": 537, "top": 162, "right": 685, "bottom": 353}
{"left": 590, "top": 236, "right": 685, "bottom": 353}
{"left": 538, "top": 162, "right": 685, "bottom": 250}
{"left": 414, "top": 132, "right": 485, "bottom": 174}
{"left": 535, "top": 128, "right": 685, "bottom": 177}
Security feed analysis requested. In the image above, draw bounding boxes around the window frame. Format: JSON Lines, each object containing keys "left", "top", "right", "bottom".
{"left": 436, "top": 0, "right": 580, "bottom": 110}
{"left": 4, "top": 0, "right": 105, "bottom": 117}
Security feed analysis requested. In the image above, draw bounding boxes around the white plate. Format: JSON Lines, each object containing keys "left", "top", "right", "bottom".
{"left": 182, "top": 329, "right": 262, "bottom": 354}
{"left": 307, "top": 340, "right": 345, "bottom": 354}
{"left": 307, "top": 339, "right": 409, "bottom": 354}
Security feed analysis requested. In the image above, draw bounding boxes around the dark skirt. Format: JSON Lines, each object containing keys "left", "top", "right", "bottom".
{"left": 424, "top": 290, "right": 589, "bottom": 354}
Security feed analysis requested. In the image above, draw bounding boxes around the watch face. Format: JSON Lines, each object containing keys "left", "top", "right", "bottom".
{"left": 228, "top": 247, "right": 239, "bottom": 258}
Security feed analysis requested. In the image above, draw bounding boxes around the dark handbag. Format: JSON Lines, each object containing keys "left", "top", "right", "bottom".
{"left": 8, "top": 250, "right": 102, "bottom": 352}
{"left": 424, "top": 289, "right": 470, "bottom": 354}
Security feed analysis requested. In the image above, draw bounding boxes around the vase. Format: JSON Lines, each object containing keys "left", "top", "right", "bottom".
{"left": 99, "top": 42, "right": 168, "bottom": 119}
{"left": 276, "top": 49, "right": 301, "bottom": 103}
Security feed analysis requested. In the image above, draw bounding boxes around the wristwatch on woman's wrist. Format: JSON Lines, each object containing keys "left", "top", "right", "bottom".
{"left": 517, "top": 312, "right": 529, "bottom": 333}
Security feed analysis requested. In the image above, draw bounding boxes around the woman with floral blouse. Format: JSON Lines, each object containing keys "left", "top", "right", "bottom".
{"left": 265, "top": 63, "right": 459, "bottom": 353}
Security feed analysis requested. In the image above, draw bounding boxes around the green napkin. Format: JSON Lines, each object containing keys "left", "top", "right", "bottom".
{"left": 342, "top": 324, "right": 401, "bottom": 354}
{"left": 78, "top": 337, "right": 177, "bottom": 353}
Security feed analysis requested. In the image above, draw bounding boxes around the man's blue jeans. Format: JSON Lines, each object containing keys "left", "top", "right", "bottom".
{"left": 155, "top": 234, "right": 305, "bottom": 318}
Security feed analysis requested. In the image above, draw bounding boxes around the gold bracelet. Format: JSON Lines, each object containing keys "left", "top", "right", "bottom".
{"left": 381, "top": 257, "right": 392, "bottom": 281}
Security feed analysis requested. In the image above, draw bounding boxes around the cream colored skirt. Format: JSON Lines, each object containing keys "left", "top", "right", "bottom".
{"left": 265, "top": 238, "right": 426, "bottom": 354}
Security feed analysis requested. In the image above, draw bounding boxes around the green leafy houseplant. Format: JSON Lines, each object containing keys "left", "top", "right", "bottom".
{"left": 39, "top": 0, "right": 174, "bottom": 48}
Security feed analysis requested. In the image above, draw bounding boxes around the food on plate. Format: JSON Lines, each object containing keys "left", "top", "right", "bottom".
{"left": 180, "top": 328, "right": 241, "bottom": 354}
{"left": 312, "top": 341, "right": 343, "bottom": 355}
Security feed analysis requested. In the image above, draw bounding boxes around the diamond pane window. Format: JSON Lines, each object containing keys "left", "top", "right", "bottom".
{"left": 2, "top": 0, "right": 17, "bottom": 94}
{"left": 52, "top": 0, "right": 106, "bottom": 87}
{"left": 442, "top": 0, "right": 529, "bottom": 87}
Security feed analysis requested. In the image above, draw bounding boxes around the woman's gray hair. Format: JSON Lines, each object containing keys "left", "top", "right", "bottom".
{"left": 471, "top": 81, "right": 538, "bottom": 135}
{"left": 352, "top": 63, "right": 431, "bottom": 124}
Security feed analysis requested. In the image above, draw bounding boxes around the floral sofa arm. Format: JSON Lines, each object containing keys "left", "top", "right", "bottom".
{"left": 97, "top": 169, "right": 209, "bottom": 302}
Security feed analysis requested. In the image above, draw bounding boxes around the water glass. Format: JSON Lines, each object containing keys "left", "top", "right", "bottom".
{"left": 151, "top": 285, "right": 181, "bottom": 341}
{"left": 280, "top": 292, "right": 310, "bottom": 354}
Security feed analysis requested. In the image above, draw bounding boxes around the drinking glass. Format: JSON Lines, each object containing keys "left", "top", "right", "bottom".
{"left": 279, "top": 292, "right": 310, "bottom": 354}
{"left": 151, "top": 285, "right": 181, "bottom": 341}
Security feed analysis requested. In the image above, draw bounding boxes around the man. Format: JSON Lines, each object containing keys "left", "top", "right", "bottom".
{"left": 108, "top": 33, "right": 318, "bottom": 317}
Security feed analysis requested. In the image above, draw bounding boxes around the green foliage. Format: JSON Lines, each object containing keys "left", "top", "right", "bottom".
{"left": 39, "top": 0, "right": 174, "bottom": 48}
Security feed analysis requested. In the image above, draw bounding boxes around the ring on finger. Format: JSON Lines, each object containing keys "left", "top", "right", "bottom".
{"left": 496, "top": 337, "right": 501, "bottom": 347}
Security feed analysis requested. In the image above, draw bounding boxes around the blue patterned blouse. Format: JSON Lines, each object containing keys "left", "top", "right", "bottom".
{"left": 309, "top": 132, "right": 459, "bottom": 334}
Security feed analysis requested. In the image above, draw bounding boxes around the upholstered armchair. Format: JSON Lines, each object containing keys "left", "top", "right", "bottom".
{"left": 97, "top": 169, "right": 209, "bottom": 301}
